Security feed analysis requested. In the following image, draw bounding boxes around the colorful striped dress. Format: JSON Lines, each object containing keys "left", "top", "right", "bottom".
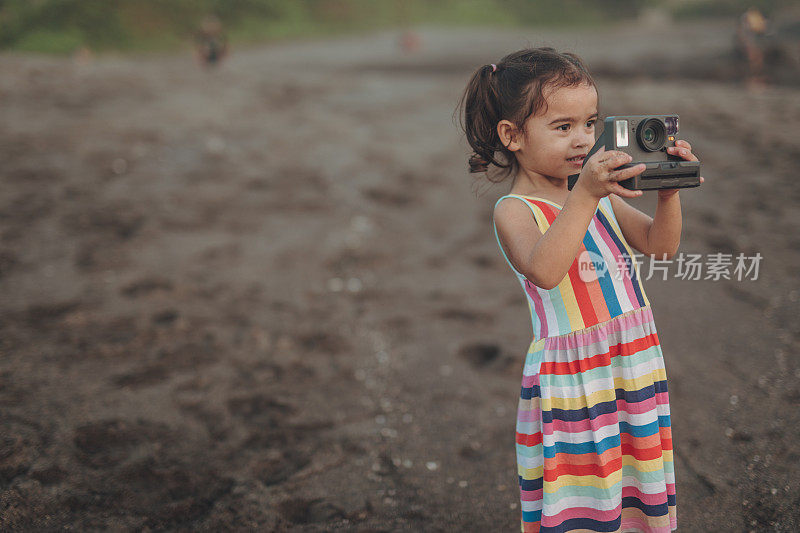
{"left": 492, "top": 194, "right": 677, "bottom": 533}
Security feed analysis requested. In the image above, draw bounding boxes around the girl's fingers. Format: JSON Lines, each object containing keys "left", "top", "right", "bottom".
{"left": 587, "top": 146, "right": 606, "bottom": 164}
{"left": 610, "top": 184, "right": 642, "bottom": 198}
{"left": 609, "top": 163, "right": 646, "bottom": 181}
{"left": 599, "top": 151, "right": 631, "bottom": 168}
{"left": 669, "top": 143, "right": 699, "bottom": 161}
{"left": 667, "top": 146, "right": 697, "bottom": 161}
{"left": 611, "top": 152, "right": 633, "bottom": 166}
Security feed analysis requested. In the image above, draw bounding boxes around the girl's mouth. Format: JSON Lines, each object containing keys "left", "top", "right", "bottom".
{"left": 567, "top": 154, "right": 586, "bottom": 166}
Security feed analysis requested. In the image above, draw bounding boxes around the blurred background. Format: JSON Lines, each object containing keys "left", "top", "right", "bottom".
{"left": 1, "top": 0, "right": 799, "bottom": 531}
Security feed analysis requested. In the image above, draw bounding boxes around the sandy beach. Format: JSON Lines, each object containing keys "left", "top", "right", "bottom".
{"left": 1, "top": 17, "right": 799, "bottom": 531}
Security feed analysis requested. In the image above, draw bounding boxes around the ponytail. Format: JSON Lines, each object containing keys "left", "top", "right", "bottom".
{"left": 459, "top": 63, "right": 508, "bottom": 177}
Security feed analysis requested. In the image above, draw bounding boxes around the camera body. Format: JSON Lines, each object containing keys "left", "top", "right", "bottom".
{"left": 567, "top": 115, "right": 701, "bottom": 191}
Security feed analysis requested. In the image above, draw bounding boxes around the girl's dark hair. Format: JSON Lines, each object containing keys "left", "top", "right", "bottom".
{"left": 456, "top": 47, "right": 596, "bottom": 182}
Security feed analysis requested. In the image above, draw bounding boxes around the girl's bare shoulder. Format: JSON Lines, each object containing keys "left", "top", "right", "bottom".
{"left": 493, "top": 195, "right": 540, "bottom": 230}
{"left": 493, "top": 196, "right": 543, "bottom": 252}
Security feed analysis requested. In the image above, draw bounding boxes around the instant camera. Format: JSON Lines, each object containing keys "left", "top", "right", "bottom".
{"left": 567, "top": 115, "right": 701, "bottom": 191}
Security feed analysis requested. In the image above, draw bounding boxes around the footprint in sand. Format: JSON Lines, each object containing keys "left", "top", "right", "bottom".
{"left": 457, "top": 342, "right": 515, "bottom": 372}
{"left": 276, "top": 497, "right": 345, "bottom": 524}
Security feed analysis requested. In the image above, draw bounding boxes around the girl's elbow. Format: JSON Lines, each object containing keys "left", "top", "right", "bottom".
{"left": 670, "top": 241, "right": 681, "bottom": 260}
{"left": 524, "top": 269, "right": 559, "bottom": 290}
{"left": 661, "top": 244, "right": 680, "bottom": 261}
{"left": 647, "top": 243, "right": 679, "bottom": 262}
{"left": 647, "top": 250, "right": 672, "bottom": 261}
{"left": 526, "top": 278, "right": 556, "bottom": 291}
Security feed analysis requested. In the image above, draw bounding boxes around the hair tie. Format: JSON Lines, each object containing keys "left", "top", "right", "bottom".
{"left": 491, "top": 63, "right": 497, "bottom": 72}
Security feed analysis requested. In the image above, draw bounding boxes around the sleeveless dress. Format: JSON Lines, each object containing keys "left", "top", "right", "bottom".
{"left": 492, "top": 194, "right": 677, "bottom": 533}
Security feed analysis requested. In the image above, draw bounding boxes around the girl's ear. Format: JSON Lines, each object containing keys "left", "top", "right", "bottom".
{"left": 497, "top": 120, "right": 522, "bottom": 152}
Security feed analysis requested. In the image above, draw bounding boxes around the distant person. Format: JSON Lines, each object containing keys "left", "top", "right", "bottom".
{"left": 72, "top": 46, "right": 94, "bottom": 67}
{"left": 459, "top": 48, "right": 705, "bottom": 532}
{"left": 394, "top": 0, "right": 421, "bottom": 53}
{"left": 399, "top": 28, "right": 421, "bottom": 53}
{"left": 736, "top": 7, "right": 768, "bottom": 88}
{"left": 195, "top": 15, "right": 229, "bottom": 69}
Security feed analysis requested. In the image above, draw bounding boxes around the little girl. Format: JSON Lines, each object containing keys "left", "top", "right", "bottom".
{"left": 458, "top": 48, "right": 704, "bottom": 532}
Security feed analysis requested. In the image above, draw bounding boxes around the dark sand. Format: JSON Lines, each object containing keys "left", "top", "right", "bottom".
{"left": 1, "top": 17, "right": 799, "bottom": 532}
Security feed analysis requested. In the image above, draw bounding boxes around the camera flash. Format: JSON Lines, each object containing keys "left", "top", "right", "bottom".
{"left": 615, "top": 120, "right": 629, "bottom": 147}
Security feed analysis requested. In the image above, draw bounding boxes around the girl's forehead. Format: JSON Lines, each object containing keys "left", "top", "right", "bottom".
{"left": 541, "top": 83, "right": 597, "bottom": 115}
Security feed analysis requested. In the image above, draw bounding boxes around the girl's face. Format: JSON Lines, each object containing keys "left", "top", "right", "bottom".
{"left": 508, "top": 82, "right": 598, "bottom": 182}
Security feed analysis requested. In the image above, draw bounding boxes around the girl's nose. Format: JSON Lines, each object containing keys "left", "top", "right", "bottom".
{"left": 574, "top": 135, "right": 592, "bottom": 148}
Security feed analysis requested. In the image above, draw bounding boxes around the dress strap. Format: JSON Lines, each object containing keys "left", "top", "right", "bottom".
{"left": 597, "top": 195, "right": 618, "bottom": 226}
{"left": 492, "top": 195, "right": 543, "bottom": 276}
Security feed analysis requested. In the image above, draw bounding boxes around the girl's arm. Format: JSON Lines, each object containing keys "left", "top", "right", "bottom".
{"left": 496, "top": 152, "right": 645, "bottom": 290}
{"left": 495, "top": 187, "right": 602, "bottom": 290}
{"left": 608, "top": 193, "right": 681, "bottom": 260}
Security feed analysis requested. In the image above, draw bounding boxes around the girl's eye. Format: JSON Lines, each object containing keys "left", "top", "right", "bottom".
{"left": 586, "top": 120, "right": 596, "bottom": 128}
{"left": 557, "top": 124, "right": 569, "bottom": 131}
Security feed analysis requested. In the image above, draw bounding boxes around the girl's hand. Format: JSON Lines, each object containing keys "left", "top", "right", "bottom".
{"left": 661, "top": 139, "right": 705, "bottom": 199}
{"left": 575, "top": 147, "right": 646, "bottom": 200}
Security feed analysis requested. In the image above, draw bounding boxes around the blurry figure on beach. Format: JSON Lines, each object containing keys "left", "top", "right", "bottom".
{"left": 399, "top": 28, "right": 421, "bottom": 53}
{"left": 72, "top": 46, "right": 94, "bottom": 68}
{"left": 394, "top": 0, "right": 421, "bottom": 53}
{"left": 735, "top": 7, "right": 768, "bottom": 90}
{"left": 195, "top": 15, "right": 229, "bottom": 69}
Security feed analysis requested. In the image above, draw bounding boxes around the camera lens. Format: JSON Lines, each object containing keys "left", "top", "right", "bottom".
{"left": 636, "top": 118, "right": 666, "bottom": 152}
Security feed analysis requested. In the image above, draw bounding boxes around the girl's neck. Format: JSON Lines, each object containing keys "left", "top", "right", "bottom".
{"left": 510, "top": 171, "right": 569, "bottom": 203}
